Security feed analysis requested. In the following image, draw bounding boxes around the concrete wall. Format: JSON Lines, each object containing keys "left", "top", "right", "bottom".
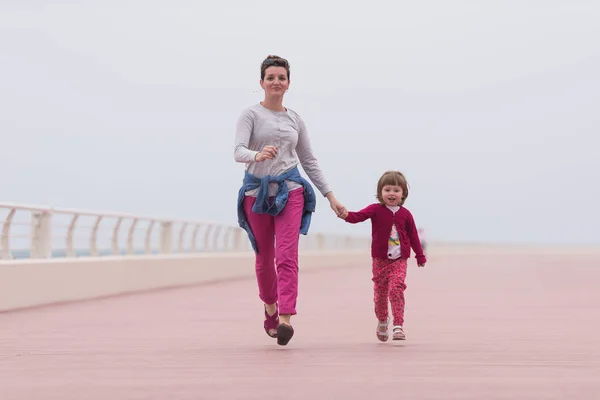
{"left": 3, "top": 243, "right": 599, "bottom": 312}
{"left": 0, "top": 250, "right": 371, "bottom": 312}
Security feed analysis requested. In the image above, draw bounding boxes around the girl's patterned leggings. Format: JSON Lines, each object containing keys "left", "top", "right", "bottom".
{"left": 372, "top": 257, "right": 408, "bottom": 326}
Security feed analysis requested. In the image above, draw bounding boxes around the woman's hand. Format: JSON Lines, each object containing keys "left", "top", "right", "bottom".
{"left": 326, "top": 192, "right": 346, "bottom": 218}
{"left": 255, "top": 145, "right": 278, "bottom": 162}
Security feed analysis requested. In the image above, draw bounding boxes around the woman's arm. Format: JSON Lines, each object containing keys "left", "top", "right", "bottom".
{"left": 295, "top": 116, "right": 332, "bottom": 196}
{"left": 234, "top": 110, "right": 260, "bottom": 163}
{"left": 295, "top": 115, "right": 346, "bottom": 216}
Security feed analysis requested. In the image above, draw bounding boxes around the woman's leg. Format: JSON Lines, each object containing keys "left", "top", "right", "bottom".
{"left": 243, "top": 196, "right": 277, "bottom": 308}
{"left": 273, "top": 188, "right": 304, "bottom": 321}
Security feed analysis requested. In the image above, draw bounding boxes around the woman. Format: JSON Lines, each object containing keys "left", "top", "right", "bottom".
{"left": 235, "top": 55, "right": 346, "bottom": 346}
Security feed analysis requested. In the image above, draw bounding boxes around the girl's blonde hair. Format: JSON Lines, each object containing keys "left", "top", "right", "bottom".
{"left": 376, "top": 170, "right": 409, "bottom": 205}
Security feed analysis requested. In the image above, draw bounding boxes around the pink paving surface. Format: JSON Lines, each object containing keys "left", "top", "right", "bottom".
{"left": 1, "top": 251, "right": 599, "bottom": 399}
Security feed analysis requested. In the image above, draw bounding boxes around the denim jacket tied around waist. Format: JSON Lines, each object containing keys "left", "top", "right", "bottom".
{"left": 236, "top": 166, "right": 316, "bottom": 253}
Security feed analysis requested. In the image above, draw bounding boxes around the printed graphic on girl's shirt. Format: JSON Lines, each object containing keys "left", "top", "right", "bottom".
{"left": 388, "top": 225, "right": 401, "bottom": 259}
{"left": 389, "top": 225, "right": 400, "bottom": 246}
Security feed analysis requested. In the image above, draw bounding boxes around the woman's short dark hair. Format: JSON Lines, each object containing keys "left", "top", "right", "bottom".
{"left": 261, "top": 55, "right": 290, "bottom": 81}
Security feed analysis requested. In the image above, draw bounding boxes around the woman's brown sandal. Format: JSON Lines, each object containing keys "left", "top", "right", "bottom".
{"left": 276, "top": 323, "right": 294, "bottom": 346}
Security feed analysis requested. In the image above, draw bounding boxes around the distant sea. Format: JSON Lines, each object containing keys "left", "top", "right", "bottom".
{"left": 8, "top": 249, "right": 163, "bottom": 260}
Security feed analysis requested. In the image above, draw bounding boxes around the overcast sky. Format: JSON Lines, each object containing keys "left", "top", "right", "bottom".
{"left": 1, "top": 1, "right": 598, "bottom": 245}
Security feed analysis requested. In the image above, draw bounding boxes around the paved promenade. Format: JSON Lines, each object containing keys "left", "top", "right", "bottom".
{"left": 1, "top": 249, "right": 599, "bottom": 399}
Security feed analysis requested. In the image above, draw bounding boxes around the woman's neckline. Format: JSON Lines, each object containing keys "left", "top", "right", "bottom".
{"left": 259, "top": 102, "right": 287, "bottom": 113}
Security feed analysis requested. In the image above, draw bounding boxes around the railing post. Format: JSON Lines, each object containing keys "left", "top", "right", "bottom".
{"left": 177, "top": 223, "right": 188, "bottom": 253}
{"left": 30, "top": 210, "right": 53, "bottom": 259}
{"left": 1, "top": 208, "right": 16, "bottom": 259}
{"left": 235, "top": 228, "right": 244, "bottom": 252}
{"left": 317, "top": 233, "right": 325, "bottom": 250}
{"left": 160, "top": 221, "right": 173, "bottom": 253}
{"left": 145, "top": 221, "right": 155, "bottom": 255}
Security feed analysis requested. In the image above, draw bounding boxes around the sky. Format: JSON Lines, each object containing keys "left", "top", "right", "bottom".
{"left": 1, "top": 1, "right": 599, "bottom": 245}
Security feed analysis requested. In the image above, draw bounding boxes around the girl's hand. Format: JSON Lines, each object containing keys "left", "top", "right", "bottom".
{"left": 418, "top": 264, "right": 425, "bottom": 268}
{"left": 255, "top": 145, "right": 278, "bottom": 162}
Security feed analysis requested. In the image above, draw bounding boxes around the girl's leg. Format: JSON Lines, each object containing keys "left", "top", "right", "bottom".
{"left": 388, "top": 258, "right": 408, "bottom": 327}
{"left": 372, "top": 258, "right": 391, "bottom": 323}
{"left": 243, "top": 196, "right": 277, "bottom": 308}
{"left": 273, "top": 188, "right": 304, "bottom": 319}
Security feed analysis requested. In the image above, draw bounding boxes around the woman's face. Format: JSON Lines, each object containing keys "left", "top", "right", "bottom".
{"left": 260, "top": 66, "right": 289, "bottom": 97}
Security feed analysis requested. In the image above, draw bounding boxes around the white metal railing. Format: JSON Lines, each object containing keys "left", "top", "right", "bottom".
{"left": 0, "top": 203, "right": 369, "bottom": 260}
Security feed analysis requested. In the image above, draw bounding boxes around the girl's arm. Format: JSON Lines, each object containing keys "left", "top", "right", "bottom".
{"left": 406, "top": 211, "right": 427, "bottom": 265}
{"left": 344, "top": 204, "right": 377, "bottom": 224}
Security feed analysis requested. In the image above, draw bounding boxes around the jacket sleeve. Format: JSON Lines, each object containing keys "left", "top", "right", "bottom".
{"left": 344, "top": 204, "right": 376, "bottom": 224}
{"left": 405, "top": 210, "right": 426, "bottom": 265}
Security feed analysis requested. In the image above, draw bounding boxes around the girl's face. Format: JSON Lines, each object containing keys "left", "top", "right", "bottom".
{"left": 260, "top": 66, "right": 289, "bottom": 97}
{"left": 381, "top": 185, "right": 403, "bottom": 207}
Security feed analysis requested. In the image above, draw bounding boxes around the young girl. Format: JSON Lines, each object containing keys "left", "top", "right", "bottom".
{"left": 339, "top": 170, "right": 426, "bottom": 341}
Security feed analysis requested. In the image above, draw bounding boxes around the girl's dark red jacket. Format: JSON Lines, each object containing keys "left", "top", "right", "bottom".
{"left": 343, "top": 203, "right": 426, "bottom": 265}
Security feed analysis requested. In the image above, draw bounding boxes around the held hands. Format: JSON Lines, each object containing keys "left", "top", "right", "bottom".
{"left": 254, "top": 148, "right": 349, "bottom": 220}
{"left": 255, "top": 145, "right": 278, "bottom": 162}
{"left": 326, "top": 193, "right": 347, "bottom": 219}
